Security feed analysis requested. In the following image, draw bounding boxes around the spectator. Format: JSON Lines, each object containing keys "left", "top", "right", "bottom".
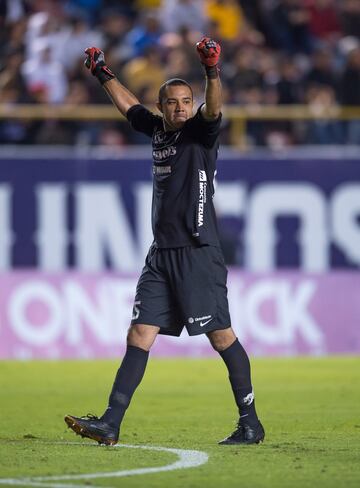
{"left": 25, "top": 11, "right": 65, "bottom": 63}
{"left": 56, "top": 15, "right": 102, "bottom": 71}
{"left": 101, "top": 8, "right": 133, "bottom": 55}
{"left": 238, "top": 0, "right": 264, "bottom": 32}
{"left": 34, "top": 119, "right": 77, "bottom": 144}
{"left": 306, "top": 48, "right": 338, "bottom": 91}
{"left": 65, "top": 0, "right": 102, "bottom": 23}
{"left": 98, "top": 123, "right": 127, "bottom": 146}
{"left": 339, "top": 46, "right": 360, "bottom": 143}
{"left": 65, "top": 79, "right": 90, "bottom": 105}
{"left": 124, "top": 10, "right": 163, "bottom": 59}
{"left": 165, "top": 45, "right": 202, "bottom": 82}
{"left": 306, "top": 0, "right": 341, "bottom": 43}
{"left": 159, "top": 0, "right": 207, "bottom": 35}
{"left": 1, "top": 18, "right": 27, "bottom": 66}
{"left": 266, "top": 0, "right": 313, "bottom": 54}
{"left": 137, "top": 0, "right": 162, "bottom": 7}
{"left": 226, "top": 47, "right": 263, "bottom": 102}
{"left": 239, "top": 86, "right": 266, "bottom": 146}
{"left": 0, "top": 0, "right": 28, "bottom": 24}
{"left": 160, "top": 25, "right": 203, "bottom": 66}
{"left": 305, "top": 85, "right": 343, "bottom": 144}
{"left": 340, "top": 46, "right": 360, "bottom": 105}
{"left": 206, "top": 0, "right": 245, "bottom": 41}
{"left": 0, "top": 48, "right": 28, "bottom": 101}
{"left": 122, "top": 46, "right": 166, "bottom": 97}
{"left": 276, "top": 57, "right": 302, "bottom": 104}
{"left": 22, "top": 41, "right": 68, "bottom": 103}
{"left": 340, "top": 0, "right": 360, "bottom": 38}
{"left": 0, "top": 78, "right": 33, "bottom": 144}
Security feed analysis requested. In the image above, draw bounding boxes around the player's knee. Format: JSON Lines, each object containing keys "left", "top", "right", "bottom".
{"left": 127, "top": 324, "right": 159, "bottom": 351}
{"left": 207, "top": 327, "right": 236, "bottom": 352}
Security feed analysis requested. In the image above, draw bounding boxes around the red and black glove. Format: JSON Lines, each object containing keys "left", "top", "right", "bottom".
{"left": 84, "top": 47, "right": 115, "bottom": 85}
{"left": 196, "top": 37, "right": 221, "bottom": 79}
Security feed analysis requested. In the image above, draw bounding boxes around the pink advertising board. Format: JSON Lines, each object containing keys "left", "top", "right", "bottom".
{"left": 0, "top": 271, "right": 359, "bottom": 359}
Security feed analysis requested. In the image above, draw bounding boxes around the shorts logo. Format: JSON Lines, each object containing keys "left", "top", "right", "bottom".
{"left": 132, "top": 300, "right": 141, "bottom": 320}
{"left": 188, "top": 315, "right": 212, "bottom": 327}
{"left": 199, "top": 318, "right": 213, "bottom": 327}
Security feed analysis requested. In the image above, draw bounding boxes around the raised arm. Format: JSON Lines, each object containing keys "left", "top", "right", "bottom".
{"left": 84, "top": 47, "right": 139, "bottom": 117}
{"left": 196, "top": 38, "right": 222, "bottom": 120}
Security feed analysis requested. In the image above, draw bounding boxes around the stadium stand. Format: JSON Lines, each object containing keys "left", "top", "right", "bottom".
{"left": 0, "top": 0, "right": 359, "bottom": 147}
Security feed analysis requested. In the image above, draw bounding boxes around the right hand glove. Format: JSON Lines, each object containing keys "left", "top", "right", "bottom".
{"left": 196, "top": 37, "right": 221, "bottom": 67}
{"left": 84, "top": 47, "right": 115, "bottom": 85}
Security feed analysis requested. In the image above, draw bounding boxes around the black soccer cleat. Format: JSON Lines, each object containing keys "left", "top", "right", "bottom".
{"left": 219, "top": 420, "right": 265, "bottom": 445}
{"left": 64, "top": 414, "right": 119, "bottom": 446}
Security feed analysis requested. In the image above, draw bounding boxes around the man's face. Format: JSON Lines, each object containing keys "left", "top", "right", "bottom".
{"left": 157, "top": 85, "right": 194, "bottom": 131}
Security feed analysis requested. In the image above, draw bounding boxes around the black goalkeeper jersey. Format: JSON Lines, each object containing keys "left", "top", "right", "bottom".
{"left": 127, "top": 104, "right": 222, "bottom": 248}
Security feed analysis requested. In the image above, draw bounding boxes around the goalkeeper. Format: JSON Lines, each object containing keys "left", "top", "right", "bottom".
{"left": 65, "top": 38, "right": 265, "bottom": 446}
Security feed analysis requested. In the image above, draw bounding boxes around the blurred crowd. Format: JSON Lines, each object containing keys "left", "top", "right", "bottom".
{"left": 0, "top": 0, "right": 360, "bottom": 147}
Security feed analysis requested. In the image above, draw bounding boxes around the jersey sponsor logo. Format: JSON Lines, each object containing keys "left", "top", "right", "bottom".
{"left": 153, "top": 130, "right": 180, "bottom": 146}
{"left": 152, "top": 130, "right": 180, "bottom": 163}
{"left": 153, "top": 146, "right": 177, "bottom": 161}
{"left": 188, "top": 315, "right": 212, "bottom": 327}
{"left": 153, "top": 165, "right": 172, "bottom": 175}
{"left": 198, "top": 170, "right": 207, "bottom": 227}
{"left": 154, "top": 131, "right": 167, "bottom": 144}
{"left": 199, "top": 170, "right": 207, "bottom": 182}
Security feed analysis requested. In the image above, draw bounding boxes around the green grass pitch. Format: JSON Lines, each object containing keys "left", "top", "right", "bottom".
{"left": 0, "top": 357, "right": 359, "bottom": 487}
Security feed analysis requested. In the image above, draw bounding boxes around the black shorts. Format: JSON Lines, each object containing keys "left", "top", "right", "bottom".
{"left": 131, "top": 244, "right": 231, "bottom": 336}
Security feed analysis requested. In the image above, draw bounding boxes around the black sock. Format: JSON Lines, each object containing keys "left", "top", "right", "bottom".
{"left": 101, "top": 345, "right": 149, "bottom": 429}
{"left": 219, "top": 338, "right": 259, "bottom": 426}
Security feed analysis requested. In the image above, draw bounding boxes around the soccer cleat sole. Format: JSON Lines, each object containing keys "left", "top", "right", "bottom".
{"left": 219, "top": 437, "right": 264, "bottom": 445}
{"left": 64, "top": 415, "right": 117, "bottom": 446}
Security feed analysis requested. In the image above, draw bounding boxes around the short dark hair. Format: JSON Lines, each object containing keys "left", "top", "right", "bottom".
{"left": 158, "top": 78, "right": 193, "bottom": 104}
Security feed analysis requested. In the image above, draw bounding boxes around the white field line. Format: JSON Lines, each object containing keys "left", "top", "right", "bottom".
{"left": 0, "top": 442, "right": 209, "bottom": 488}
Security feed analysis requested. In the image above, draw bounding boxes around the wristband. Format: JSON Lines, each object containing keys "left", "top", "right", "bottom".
{"left": 93, "top": 64, "right": 115, "bottom": 85}
{"left": 205, "top": 65, "right": 219, "bottom": 79}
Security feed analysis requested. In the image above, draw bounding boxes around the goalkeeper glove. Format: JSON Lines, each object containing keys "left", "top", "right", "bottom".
{"left": 84, "top": 47, "right": 115, "bottom": 85}
{"left": 196, "top": 37, "right": 221, "bottom": 79}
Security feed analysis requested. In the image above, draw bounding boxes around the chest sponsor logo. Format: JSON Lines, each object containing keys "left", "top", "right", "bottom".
{"left": 154, "top": 132, "right": 167, "bottom": 144}
{"left": 198, "top": 170, "right": 207, "bottom": 227}
{"left": 153, "top": 165, "right": 172, "bottom": 175}
{"left": 152, "top": 130, "right": 180, "bottom": 162}
{"left": 153, "top": 146, "right": 177, "bottom": 161}
{"left": 154, "top": 130, "right": 180, "bottom": 145}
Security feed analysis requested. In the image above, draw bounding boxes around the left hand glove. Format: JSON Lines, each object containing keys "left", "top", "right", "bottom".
{"left": 84, "top": 47, "right": 115, "bottom": 85}
{"left": 196, "top": 37, "right": 221, "bottom": 67}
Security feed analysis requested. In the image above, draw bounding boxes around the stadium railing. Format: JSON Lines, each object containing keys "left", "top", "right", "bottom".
{"left": 0, "top": 104, "right": 359, "bottom": 148}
